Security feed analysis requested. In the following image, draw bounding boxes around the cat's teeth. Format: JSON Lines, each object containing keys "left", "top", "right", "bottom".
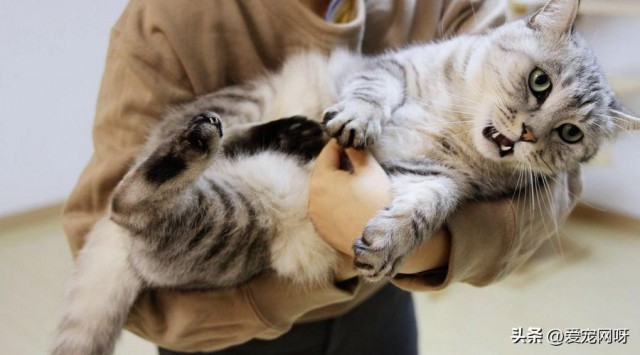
{"left": 491, "top": 132, "right": 500, "bottom": 139}
{"left": 500, "top": 145, "right": 513, "bottom": 151}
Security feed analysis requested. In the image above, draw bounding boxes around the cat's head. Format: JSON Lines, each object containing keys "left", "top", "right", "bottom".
{"left": 470, "top": 0, "right": 639, "bottom": 174}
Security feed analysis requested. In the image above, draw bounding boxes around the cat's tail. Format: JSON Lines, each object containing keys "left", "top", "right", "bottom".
{"left": 51, "top": 218, "right": 142, "bottom": 355}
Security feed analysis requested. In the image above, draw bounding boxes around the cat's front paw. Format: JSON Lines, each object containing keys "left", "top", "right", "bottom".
{"left": 352, "top": 210, "right": 416, "bottom": 281}
{"left": 323, "top": 100, "right": 385, "bottom": 149}
{"left": 183, "top": 112, "right": 223, "bottom": 154}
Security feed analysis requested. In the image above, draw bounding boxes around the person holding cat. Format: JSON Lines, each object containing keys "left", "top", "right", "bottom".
{"left": 61, "top": 0, "right": 580, "bottom": 354}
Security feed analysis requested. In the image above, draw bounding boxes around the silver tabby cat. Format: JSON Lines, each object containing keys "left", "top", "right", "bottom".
{"left": 53, "top": 0, "right": 639, "bottom": 354}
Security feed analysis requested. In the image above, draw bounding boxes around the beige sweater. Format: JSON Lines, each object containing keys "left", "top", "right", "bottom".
{"left": 62, "top": 0, "right": 580, "bottom": 351}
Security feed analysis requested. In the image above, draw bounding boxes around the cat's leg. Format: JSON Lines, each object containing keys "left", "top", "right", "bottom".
{"left": 323, "top": 55, "right": 408, "bottom": 149}
{"left": 112, "top": 115, "right": 331, "bottom": 288}
{"left": 52, "top": 218, "right": 142, "bottom": 355}
{"left": 110, "top": 112, "right": 223, "bottom": 231}
{"left": 223, "top": 116, "right": 327, "bottom": 161}
{"left": 156, "top": 82, "right": 277, "bottom": 142}
{"left": 353, "top": 160, "right": 465, "bottom": 280}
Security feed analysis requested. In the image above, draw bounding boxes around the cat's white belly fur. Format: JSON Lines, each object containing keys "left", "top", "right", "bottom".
{"left": 210, "top": 151, "right": 337, "bottom": 284}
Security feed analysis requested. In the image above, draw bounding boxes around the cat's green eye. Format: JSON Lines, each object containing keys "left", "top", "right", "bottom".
{"left": 557, "top": 124, "right": 584, "bottom": 144}
{"left": 529, "top": 68, "right": 552, "bottom": 103}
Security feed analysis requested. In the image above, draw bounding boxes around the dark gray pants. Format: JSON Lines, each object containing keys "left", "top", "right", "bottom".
{"left": 159, "top": 283, "right": 417, "bottom": 355}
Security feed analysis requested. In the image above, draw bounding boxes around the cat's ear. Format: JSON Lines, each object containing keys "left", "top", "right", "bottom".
{"left": 610, "top": 98, "right": 640, "bottom": 133}
{"left": 528, "top": 0, "right": 580, "bottom": 37}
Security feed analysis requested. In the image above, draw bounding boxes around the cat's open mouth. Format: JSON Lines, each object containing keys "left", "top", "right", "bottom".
{"left": 483, "top": 126, "right": 515, "bottom": 157}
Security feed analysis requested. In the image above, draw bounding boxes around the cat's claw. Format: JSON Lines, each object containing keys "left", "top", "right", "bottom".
{"left": 353, "top": 236, "right": 403, "bottom": 281}
{"left": 191, "top": 112, "right": 223, "bottom": 136}
{"left": 323, "top": 100, "right": 384, "bottom": 149}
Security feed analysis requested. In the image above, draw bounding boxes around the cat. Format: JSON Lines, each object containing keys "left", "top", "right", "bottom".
{"left": 52, "top": 0, "right": 640, "bottom": 354}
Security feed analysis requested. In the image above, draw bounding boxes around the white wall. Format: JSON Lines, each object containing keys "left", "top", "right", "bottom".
{"left": 577, "top": 14, "right": 640, "bottom": 218}
{"left": 0, "top": 0, "right": 128, "bottom": 216}
{"left": 0, "top": 0, "right": 639, "bottom": 218}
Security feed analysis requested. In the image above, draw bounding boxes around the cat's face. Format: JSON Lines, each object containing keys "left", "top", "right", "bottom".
{"left": 470, "top": 0, "right": 639, "bottom": 174}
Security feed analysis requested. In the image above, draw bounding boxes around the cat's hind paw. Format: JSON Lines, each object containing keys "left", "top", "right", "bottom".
{"left": 142, "top": 111, "right": 223, "bottom": 184}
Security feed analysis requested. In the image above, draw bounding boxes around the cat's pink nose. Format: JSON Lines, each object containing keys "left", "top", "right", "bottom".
{"left": 520, "top": 124, "right": 537, "bottom": 143}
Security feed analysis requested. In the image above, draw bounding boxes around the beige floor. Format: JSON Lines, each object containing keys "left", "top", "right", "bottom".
{"left": 1, "top": 206, "right": 639, "bottom": 355}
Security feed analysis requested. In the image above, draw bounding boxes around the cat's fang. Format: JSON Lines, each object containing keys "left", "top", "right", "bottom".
{"left": 499, "top": 146, "right": 514, "bottom": 157}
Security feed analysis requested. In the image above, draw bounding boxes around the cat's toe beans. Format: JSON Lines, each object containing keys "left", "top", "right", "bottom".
{"left": 287, "top": 120, "right": 322, "bottom": 137}
{"left": 288, "top": 122, "right": 303, "bottom": 131}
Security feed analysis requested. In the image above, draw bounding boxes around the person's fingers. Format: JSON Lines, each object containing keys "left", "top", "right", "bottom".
{"left": 314, "top": 139, "right": 342, "bottom": 171}
{"left": 343, "top": 147, "right": 371, "bottom": 171}
{"left": 344, "top": 147, "right": 388, "bottom": 177}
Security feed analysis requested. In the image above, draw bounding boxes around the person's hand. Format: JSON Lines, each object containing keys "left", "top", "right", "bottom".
{"left": 308, "top": 139, "right": 392, "bottom": 256}
{"left": 308, "top": 139, "right": 451, "bottom": 279}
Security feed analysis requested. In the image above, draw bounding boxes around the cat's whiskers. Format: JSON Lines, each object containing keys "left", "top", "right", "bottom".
{"left": 525, "top": 162, "right": 537, "bottom": 240}
{"left": 463, "top": 75, "right": 485, "bottom": 97}
{"left": 539, "top": 156, "right": 609, "bottom": 213}
{"left": 597, "top": 115, "right": 629, "bottom": 133}
{"left": 539, "top": 177, "right": 565, "bottom": 259}
{"left": 469, "top": 0, "right": 478, "bottom": 25}
{"left": 443, "top": 90, "right": 484, "bottom": 107}
{"left": 418, "top": 121, "right": 476, "bottom": 130}
{"left": 450, "top": 125, "right": 481, "bottom": 139}
{"left": 494, "top": 105, "right": 514, "bottom": 129}
{"left": 588, "top": 120, "right": 615, "bottom": 139}
{"left": 409, "top": 103, "right": 476, "bottom": 118}
{"left": 511, "top": 162, "right": 525, "bottom": 205}
{"left": 595, "top": 113, "right": 640, "bottom": 143}
{"left": 525, "top": 163, "right": 559, "bottom": 256}
{"left": 513, "top": 165, "right": 526, "bottom": 233}
{"left": 406, "top": 98, "right": 477, "bottom": 117}
{"left": 405, "top": 96, "right": 477, "bottom": 118}
{"left": 494, "top": 92, "right": 509, "bottom": 112}
{"left": 487, "top": 78, "right": 511, "bottom": 111}
{"left": 531, "top": 154, "right": 553, "bottom": 176}
{"left": 532, "top": 167, "right": 551, "bottom": 241}
{"left": 541, "top": 175, "right": 564, "bottom": 258}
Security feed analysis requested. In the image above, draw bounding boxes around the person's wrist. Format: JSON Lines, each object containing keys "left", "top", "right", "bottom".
{"left": 333, "top": 252, "right": 359, "bottom": 281}
{"left": 396, "top": 227, "right": 451, "bottom": 274}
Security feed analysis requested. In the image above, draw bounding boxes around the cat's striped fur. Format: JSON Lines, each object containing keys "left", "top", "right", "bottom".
{"left": 52, "top": 1, "right": 640, "bottom": 354}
